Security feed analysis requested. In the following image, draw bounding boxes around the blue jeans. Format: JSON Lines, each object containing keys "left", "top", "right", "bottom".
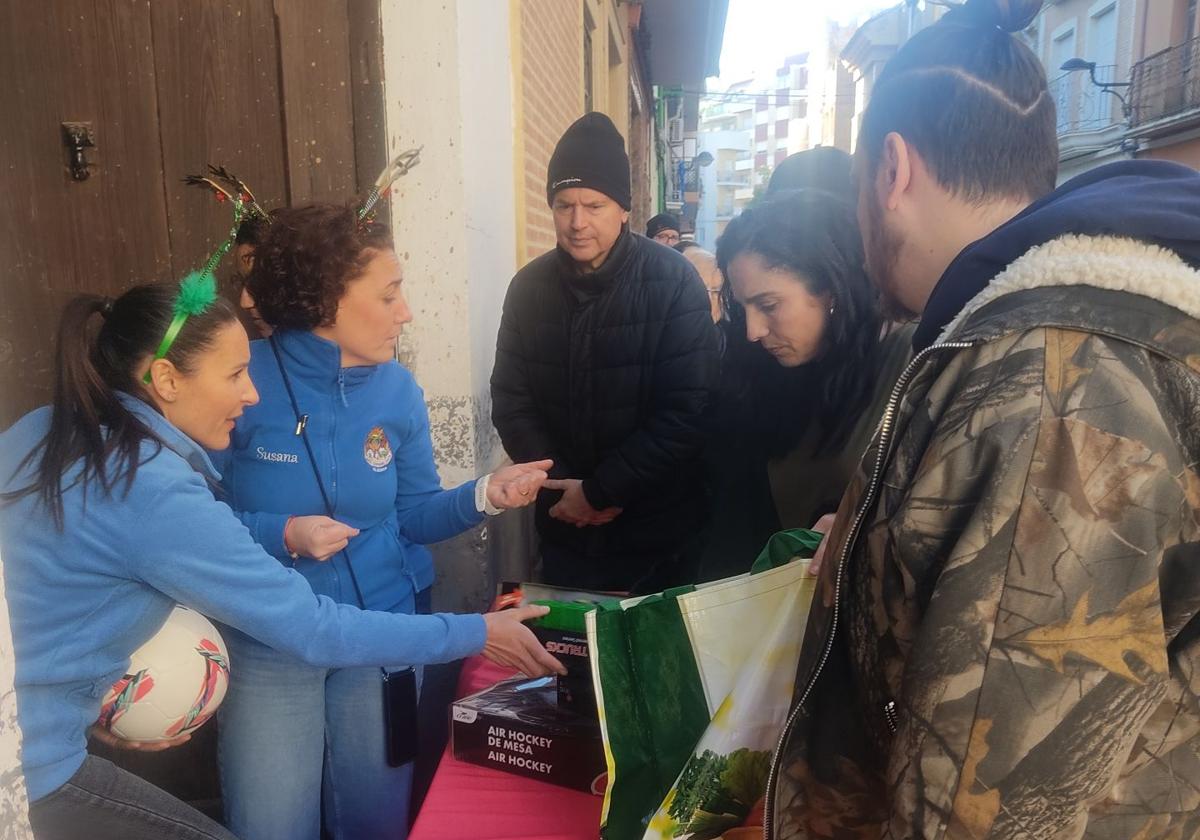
{"left": 217, "top": 628, "right": 415, "bottom": 840}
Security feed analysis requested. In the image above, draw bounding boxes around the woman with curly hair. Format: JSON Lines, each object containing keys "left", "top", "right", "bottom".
{"left": 216, "top": 204, "right": 557, "bottom": 839}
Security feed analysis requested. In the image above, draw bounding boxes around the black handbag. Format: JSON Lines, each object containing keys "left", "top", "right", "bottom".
{"left": 268, "top": 336, "right": 418, "bottom": 767}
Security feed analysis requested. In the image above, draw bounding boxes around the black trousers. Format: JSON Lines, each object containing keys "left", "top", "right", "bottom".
{"left": 540, "top": 541, "right": 699, "bottom": 594}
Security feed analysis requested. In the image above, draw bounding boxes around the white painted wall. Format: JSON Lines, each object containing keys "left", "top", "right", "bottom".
{"left": 457, "top": 0, "right": 519, "bottom": 471}
{"left": 378, "top": 0, "right": 517, "bottom": 487}
{"left": 378, "top": 0, "right": 520, "bottom": 609}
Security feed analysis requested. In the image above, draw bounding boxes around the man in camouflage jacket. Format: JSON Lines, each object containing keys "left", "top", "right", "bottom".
{"left": 766, "top": 162, "right": 1200, "bottom": 839}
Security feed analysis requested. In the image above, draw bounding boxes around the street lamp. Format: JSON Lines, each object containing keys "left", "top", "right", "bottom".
{"left": 1060, "top": 58, "right": 1132, "bottom": 119}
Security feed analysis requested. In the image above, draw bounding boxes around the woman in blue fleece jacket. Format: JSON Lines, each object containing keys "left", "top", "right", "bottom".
{"left": 0, "top": 283, "right": 559, "bottom": 840}
{"left": 218, "top": 204, "right": 553, "bottom": 840}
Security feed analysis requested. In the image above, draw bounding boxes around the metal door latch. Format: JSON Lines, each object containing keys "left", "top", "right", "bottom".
{"left": 61, "top": 122, "right": 96, "bottom": 181}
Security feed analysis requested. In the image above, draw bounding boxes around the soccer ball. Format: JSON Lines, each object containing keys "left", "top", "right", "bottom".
{"left": 97, "top": 605, "right": 230, "bottom": 742}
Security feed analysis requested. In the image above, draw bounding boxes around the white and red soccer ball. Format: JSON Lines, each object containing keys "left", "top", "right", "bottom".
{"left": 97, "top": 605, "right": 230, "bottom": 742}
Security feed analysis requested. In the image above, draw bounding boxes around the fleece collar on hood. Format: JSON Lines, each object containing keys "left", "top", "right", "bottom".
{"left": 914, "top": 160, "right": 1200, "bottom": 352}
{"left": 940, "top": 233, "right": 1200, "bottom": 343}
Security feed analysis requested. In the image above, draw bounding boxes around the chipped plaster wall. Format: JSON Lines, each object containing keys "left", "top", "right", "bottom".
{"left": 0, "top": 553, "right": 32, "bottom": 838}
{"left": 380, "top": 0, "right": 520, "bottom": 610}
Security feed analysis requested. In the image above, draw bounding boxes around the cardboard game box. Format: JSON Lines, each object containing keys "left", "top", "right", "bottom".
{"left": 496, "top": 582, "right": 612, "bottom": 715}
{"left": 451, "top": 676, "right": 607, "bottom": 795}
{"left": 529, "top": 599, "right": 597, "bottom": 714}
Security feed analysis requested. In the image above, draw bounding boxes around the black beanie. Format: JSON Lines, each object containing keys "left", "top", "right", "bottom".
{"left": 546, "top": 112, "right": 631, "bottom": 211}
{"left": 645, "top": 213, "right": 680, "bottom": 239}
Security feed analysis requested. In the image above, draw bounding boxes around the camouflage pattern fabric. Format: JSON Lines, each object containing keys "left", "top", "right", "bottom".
{"left": 769, "top": 236, "right": 1200, "bottom": 840}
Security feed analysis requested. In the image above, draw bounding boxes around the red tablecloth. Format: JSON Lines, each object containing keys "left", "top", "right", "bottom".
{"left": 410, "top": 657, "right": 604, "bottom": 840}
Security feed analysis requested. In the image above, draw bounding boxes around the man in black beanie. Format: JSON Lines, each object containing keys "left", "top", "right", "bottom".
{"left": 645, "top": 212, "right": 681, "bottom": 246}
{"left": 491, "top": 112, "right": 720, "bottom": 593}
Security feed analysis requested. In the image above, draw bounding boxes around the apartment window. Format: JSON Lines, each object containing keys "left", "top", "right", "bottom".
{"left": 1052, "top": 24, "right": 1077, "bottom": 74}
{"left": 776, "top": 88, "right": 789, "bottom": 106}
{"left": 755, "top": 151, "right": 767, "bottom": 169}
{"left": 775, "top": 149, "right": 788, "bottom": 166}
{"left": 1051, "top": 23, "right": 1078, "bottom": 131}
{"left": 756, "top": 95, "right": 769, "bottom": 111}
{"left": 755, "top": 123, "right": 768, "bottom": 142}
{"left": 776, "top": 119, "right": 789, "bottom": 139}
{"left": 1087, "top": 2, "right": 1118, "bottom": 68}
{"left": 793, "top": 101, "right": 807, "bottom": 120}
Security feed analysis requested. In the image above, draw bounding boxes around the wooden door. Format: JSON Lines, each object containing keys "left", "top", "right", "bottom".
{"left": 0, "top": 0, "right": 383, "bottom": 429}
{"left": 0, "top": 1, "right": 173, "bottom": 424}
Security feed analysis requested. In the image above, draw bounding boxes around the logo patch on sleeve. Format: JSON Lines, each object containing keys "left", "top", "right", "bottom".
{"left": 364, "top": 426, "right": 393, "bottom": 472}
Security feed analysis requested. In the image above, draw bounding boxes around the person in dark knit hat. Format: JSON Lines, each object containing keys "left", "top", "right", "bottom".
{"left": 645, "top": 212, "right": 681, "bottom": 246}
{"left": 491, "top": 112, "right": 720, "bottom": 593}
{"left": 766, "top": 146, "right": 854, "bottom": 200}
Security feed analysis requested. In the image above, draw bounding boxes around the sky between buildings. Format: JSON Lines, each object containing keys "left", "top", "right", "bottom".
{"left": 712, "top": 0, "right": 900, "bottom": 89}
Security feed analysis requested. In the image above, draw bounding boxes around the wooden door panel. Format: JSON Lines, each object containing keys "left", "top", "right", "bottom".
{"left": 276, "top": 0, "right": 359, "bottom": 204}
{"left": 149, "top": 0, "right": 290, "bottom": 278}
{"left": 0, "top": 0, "right": 171, "bottom": 425}
{"left": 0, "top": 1, "right": 374, "bottom": 428}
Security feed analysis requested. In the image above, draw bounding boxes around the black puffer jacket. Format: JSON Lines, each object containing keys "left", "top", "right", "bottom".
{"left": 491, "top": 230, "right": 720, "bottom": 559}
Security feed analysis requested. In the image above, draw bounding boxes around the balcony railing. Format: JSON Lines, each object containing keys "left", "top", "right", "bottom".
{"left": 715, "top": 165, "right": 750, "bottom": 185}
{"left": 1130, "top": 37, "right": 1200, "bottom": 128}
{"left": 1048, "top": 64, "right": 1122, "bottom": 135}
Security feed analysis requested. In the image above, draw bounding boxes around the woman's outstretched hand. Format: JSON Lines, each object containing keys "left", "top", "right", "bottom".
{"left": 481, "top": 604, "right": 567, "bottom": 677}
{"left": 485, "top": 460, "right": 554, "bottom": 511}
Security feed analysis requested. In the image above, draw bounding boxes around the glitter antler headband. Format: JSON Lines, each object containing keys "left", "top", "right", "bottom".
{"left": 358, "top": 147, "right": 423, "bottom": 225}
{"left": 143, "top": 166, "right": 265, "bottom": 384}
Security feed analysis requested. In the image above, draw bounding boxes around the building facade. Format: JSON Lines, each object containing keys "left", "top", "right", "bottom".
{"left": 1128, "top": 0, "right": 1200, "bottom": 168}
{"left": 694, "top": 25, "right": 853, "bottom": 247}
{"left": 695, "top": 128, "right": 752, "bottom": 247}
{"left": 840, "top": 2, "right": 947, "bottom": 154}
{"left": 1010, "top": 1, "right": 1200, "bottom": 180}
{"left": 839, "top": 1, "right": 1200, "bottom": 183}
{"left": 1019, "top": 0, "right": 1138, "bottom": 182}
{"left": 516, "top": 0, "right": 659, "bottom": 263}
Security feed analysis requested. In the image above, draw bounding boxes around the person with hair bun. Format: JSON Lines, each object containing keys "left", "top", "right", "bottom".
{"left": 0, "top": 279, "right": 561, "bottom": 839}
{"left": 219, "top": 203, "right": 557, "bottom": 840}
{"left": 768, "top": 0, "right": 1200, "bottom": 837}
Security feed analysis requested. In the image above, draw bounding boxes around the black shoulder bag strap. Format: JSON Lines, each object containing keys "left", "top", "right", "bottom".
{"left": 268, "top": 335, "right": 418, "bottom": 768}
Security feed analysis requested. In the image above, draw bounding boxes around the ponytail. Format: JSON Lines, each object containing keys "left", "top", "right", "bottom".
{"left": 2, "top": 284, "right": 238, "bottom": 529}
